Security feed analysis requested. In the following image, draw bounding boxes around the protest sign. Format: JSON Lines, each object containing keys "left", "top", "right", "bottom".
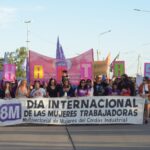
{"left": 22, "top": 96, "right": 144, "bottom": 125}
{"left": 113, "top": 61, "right": 125, "bottom": 77}
{"left": 3, "top": 64, "right": 16, "bottom": 82}
{"left": 0, "top": 96, "right": 144, "bottom": 126}
{"left": 144, "top": 63, "right": 150, "bottom": 78}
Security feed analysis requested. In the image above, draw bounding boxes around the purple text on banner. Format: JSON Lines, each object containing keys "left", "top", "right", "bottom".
{"left": 0, "top": 103, "right": 21, "bottom": 122}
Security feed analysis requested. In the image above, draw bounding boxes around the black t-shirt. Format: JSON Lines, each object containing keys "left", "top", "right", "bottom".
{"left": 47, "top": 86, "right": 59, "bottom": 97}
{"left": 94, "top": 82, "right": 105, "bottom": 96}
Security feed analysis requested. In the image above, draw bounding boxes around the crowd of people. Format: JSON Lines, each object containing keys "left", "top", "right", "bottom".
{"left": 0, "top": 71, "right": 149, "bottom": 99}
{"left": 0, "top": 70, "right": 150, "bottom": 123}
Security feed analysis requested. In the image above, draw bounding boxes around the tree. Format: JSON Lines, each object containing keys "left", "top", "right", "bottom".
{"left": 0, "top": 58, "right": 3, "bottom": 71}
{"left": 8, "top": 47, "right": 28, "bottom": 78}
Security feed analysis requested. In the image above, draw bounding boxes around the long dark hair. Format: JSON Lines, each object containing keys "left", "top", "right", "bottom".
{"left": 85, "top": 79, "right": 92, "bottom": 88}
{"left": 4, "top": 81, "right": 12, "bottom": 92}
{"left": 78, "top": 79, "right": 86, "bottom": 89}
{"left": 47, "top": 78, "right": 57, "bottom": 90}
{"left": 4, "top": 81, "right": 13, "bottom": 98}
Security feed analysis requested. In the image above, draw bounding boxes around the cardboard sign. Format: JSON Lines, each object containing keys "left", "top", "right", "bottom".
{"left": 113, "top": 61, "right": 125, "bottom": 77}
{"left": 34, "top": 65, "right": 44, "bottom": 79}
{"left": 144, "top": 63, "right": 150, "bottom": 78}
{"left": 3, "top": 64, "right": 16, "bottom": 82}
{"left": 80, "top": 63, "right": 92, "bottom": 79}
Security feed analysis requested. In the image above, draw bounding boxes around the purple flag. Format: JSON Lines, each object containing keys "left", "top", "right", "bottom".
{"left": 56, "top": 37, "right": 65, "bottom": 60}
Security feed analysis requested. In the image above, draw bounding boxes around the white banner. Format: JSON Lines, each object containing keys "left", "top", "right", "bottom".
{"left": 0, "top": 96, "right": 145, "bottom": 126}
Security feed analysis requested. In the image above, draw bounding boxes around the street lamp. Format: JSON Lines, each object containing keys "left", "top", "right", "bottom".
{"left": 133, "top": 8, "right": 150, "bottom": 75}
{"left": 98, "top": 29, "right": 111, "bottom": 36}
{"left": 97, "top": 29, "right": 111, "bottom": 60}
{"left": 133, "top": 9, "right": 150, "bottom": 12}
{"left": 24, "top": 20, "right": 31, "bottom": 50}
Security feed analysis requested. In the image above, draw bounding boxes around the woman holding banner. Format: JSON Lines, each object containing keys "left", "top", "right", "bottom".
{"left": 59, "top": 78, "right": 74, "bottom": 97}
{"left": 110, "top": 83, "right": 120, "bottom": 96}
{"left": 3, "top": 81, "right": 13, "bottom": 100}
{"left": 139, "top": 76, "right": 150, "bottom": 124}
{"left": 75, "top": 79, "right": 88, "bottom": 97}
{"left": 15, "top": 79, "right": 29, "bottom": 98}
{"left": 47, "top": 78, "right": 59, "bottom": 97}
{"left": 86, "top": 79, "right": 94, "bottom": 96}
{"left": 30, "top": 80, "right": 46, "bottom": 98}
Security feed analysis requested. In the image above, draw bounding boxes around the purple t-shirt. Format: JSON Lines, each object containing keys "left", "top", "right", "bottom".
{"left": 76, "top": 88, "right": 87, "bottom": 96}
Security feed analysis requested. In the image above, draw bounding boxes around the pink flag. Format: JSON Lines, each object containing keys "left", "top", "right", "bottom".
{"left": 66, "top": 49, "right": 94, "bottom": 85}
{"left": 29, "top": 50, "right": 56, "bottom": 84}
{"left": 29, "top": 49, "right": 94, "bottom": 85}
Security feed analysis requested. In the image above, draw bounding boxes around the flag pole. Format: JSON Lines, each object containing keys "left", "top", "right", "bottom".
{"left": 97, "top": 50, "right": 100, "bottom": 61}
{"left": 24, "top": 20, "right": 31, "bottom": 83}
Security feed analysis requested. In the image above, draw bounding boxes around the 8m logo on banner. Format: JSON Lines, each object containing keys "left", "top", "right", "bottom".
{"left": 0, "top": 104, "right": 21, "bottom": 122}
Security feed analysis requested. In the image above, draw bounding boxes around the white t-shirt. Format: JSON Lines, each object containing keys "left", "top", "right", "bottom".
{"left": 30, "top": 88, "right": 46, "bottom": 98}
{"left": 142, "top": 84, "right": 149, "bottom": 95}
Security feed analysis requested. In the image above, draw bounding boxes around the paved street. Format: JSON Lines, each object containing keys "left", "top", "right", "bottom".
{"left": 0, "top": 122, "right": 150, "bottom": 150}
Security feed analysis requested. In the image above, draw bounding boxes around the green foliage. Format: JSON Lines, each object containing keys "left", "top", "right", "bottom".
{"left": 0, "top": 58, "right": 3, "bottom": 71}
{"left": 8, "top": 47, "right": 28, "bottom": 78}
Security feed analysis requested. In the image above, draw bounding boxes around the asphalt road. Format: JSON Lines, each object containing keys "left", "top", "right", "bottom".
{"left": 0, "top": 122, "right": 150, "bottom": 150}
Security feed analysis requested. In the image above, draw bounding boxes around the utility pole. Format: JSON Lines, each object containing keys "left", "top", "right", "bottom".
{"left": 137, "top": 54, "right": 141, "bottom": 75}
{"left": 97, "top": 29, "right": 111, "bottom": 61}
{"left": 24, "top": 20, "right": 31, "bottom": 50}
